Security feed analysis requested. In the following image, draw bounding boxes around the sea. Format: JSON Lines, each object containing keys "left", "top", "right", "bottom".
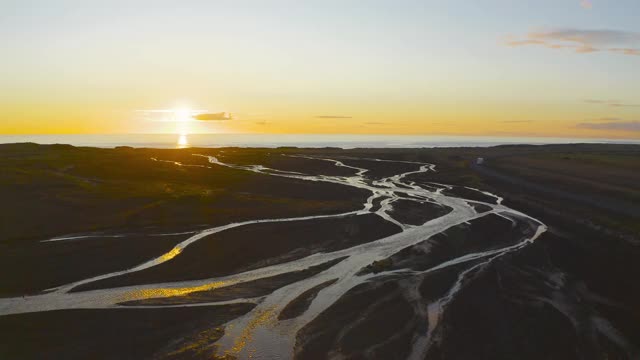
{"left": 0, "top": 134, "right": 638, "bottom": 149}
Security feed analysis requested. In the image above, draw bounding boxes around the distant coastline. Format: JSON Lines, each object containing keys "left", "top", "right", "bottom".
{"left": 1, "top": 134, "right": 639, "bottom": 149}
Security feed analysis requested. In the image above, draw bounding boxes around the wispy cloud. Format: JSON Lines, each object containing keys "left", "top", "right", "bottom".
{"left": 193, "top": 112, "right": 232, "bottom": 121}
{"left": 315, "top": 115, "right": 353, "bottom": 119}
{"left": 577, "top": 120, "right": 640, "bottom": 131}
{"left": 595, "top": 117, "right": 622, "bottom": 121}
{"left": 580, "top": 0, "right": 593, "bottom": 9}
{"left": 609, "top": 48, "right": 640, "bottom": 56}
{"left": 506, "top": 28, "right": 640, "bottom": 56}
{"left": 136, "top": 109, "right": 209, "bottom": 113}
{"left": 584, "top": 99, "right": 640, "bottom": 107}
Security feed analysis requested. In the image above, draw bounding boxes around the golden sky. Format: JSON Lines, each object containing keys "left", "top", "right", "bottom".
{"left": 1, "top": 1, "right": 639, "bottom": 139}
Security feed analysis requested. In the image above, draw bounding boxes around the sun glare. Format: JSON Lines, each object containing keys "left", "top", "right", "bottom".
{"left": 177, "top": 134, "right": 189, "bottom": 148}
{"left": 173, "top": 107, "right": 193, "bottom": 137}
{"left": 174, "top": 108, "right": 192, "bottom": 123}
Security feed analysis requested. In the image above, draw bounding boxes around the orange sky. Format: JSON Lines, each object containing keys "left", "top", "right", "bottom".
{"left": 2, "top": 1, "right": 639, "bottom": 139}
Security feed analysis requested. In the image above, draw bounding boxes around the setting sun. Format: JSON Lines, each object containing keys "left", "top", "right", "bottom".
{"left": 174, "top": 108, "right": 193, "bottom": 123}
{"left": 1, "top": 2, "right": 639, "bottom": 359}
{"left": 173, "top": 108, "right": 194, "bottom": 136}
{"left": 177, "top": 134, "right": 189, "bottom": 148}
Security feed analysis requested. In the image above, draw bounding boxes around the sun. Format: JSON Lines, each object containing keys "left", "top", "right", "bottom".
{"left": 173, "top": 107, "right": 193, "bottom": 137}
{"left": 173, "top": 108, "right": 193, "bottom": 123}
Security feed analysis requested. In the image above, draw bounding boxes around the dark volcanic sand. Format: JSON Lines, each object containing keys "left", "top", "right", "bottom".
{"left": 73, "top": 213, "right": 400, "bottom": 292}
{"left": 0, "top": 304, "right": 254, "bottom": 360}
{"left": 1, "top": 143, "right": 639, "bottom": 359}
{"left": 295, "top": 280, "right": 417, "bottom": 360}
{"left": 425, "top": 233, "right": 640, "bottom": 360}
{"left": 213, "top": 151, "right": 358, "bottom": 177}
{"left": 120, "top": 258, "right": 346, "bottom": 306}
{"left": 0, "top": 233, "right": 187, "bottom": 297}
{"left": 360, "top": 213, "right": 535, "bottom": 275}
{"left": 278, "top": 279, "right": 339, "bottom": 321}
{"left": 388, "top": 199, "right": 453, "bottom": 226}
{"left": 442, "top": 186, "right": 498, "bottom": 204}
{"left": 335, "top": 158, "right": 422, "bottom": 179}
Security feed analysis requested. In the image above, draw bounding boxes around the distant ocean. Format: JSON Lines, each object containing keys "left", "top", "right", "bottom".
{"left": 1, "top": 134, "right": 639, "bottom": 149}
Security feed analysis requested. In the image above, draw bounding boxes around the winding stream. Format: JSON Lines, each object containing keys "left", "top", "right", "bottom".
{"left": 0, "top": 153, "right": 547, "bottom": 359}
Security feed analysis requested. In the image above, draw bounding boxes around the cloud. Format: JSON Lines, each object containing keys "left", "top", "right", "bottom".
{"left": 500, "top": 120, "right": 534, "bottom": 123}
{"left": 364, "top": 122, "right": 387, "bottom": 125}
{"left": 577, "top": 120, "right": 640, "bottom": 131}
{"left": 192, "top": 112, "right": 232, "bottom": 121}
{"left": 580, "top": 0, "right": 592, "bottom": 9}
{"left": 315, "top": 115, "right": 353, "bottom": 119}
{"left": 136, "top": 109, "right": 209, "bottom": 113}
{"left": 584, "top": 99, "right": 640, "bottom": 107}
{"left": 609, "top": 48, "right": 640, "bottom": 56}
{"left": 506, "top": 28, "right": 640, "bottom": 56}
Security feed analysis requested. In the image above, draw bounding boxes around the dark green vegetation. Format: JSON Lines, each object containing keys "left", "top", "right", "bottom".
{"left": 0, "top": 143, "right": 367, "bottom": 243}
{"left": 0, "top": 143, "right": 368, "bottom": 296}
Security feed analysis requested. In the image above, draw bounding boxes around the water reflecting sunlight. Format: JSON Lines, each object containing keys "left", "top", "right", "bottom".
{"left": 177, "top": 134, "right": 189, "bottom": 148}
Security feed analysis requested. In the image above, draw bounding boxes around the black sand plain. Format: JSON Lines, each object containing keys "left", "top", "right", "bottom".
{"left": 0, "top": 142, "right": 639, "bottom": 359}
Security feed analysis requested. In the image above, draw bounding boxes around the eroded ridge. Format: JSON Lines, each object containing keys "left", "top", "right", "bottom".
{"left": 0, "top": 153, "right": 547, "bottom": 359}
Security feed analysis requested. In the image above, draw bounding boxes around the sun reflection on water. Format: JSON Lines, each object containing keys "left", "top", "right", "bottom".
{"left": 160, "top": 247, "right": 183, "bottom": 262}
{"left": 119, "top": 280, "right": 230, "bottom": 302}
{"left": 177, "top": 134, "right": 189, "bottom": 148}
{"left": 225, "top": 306, "right": 278, "bottom": 357}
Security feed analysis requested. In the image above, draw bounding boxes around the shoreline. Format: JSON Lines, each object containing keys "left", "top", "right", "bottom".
{"left": 2, "top": 133, "right": 640, "bottom": 150}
